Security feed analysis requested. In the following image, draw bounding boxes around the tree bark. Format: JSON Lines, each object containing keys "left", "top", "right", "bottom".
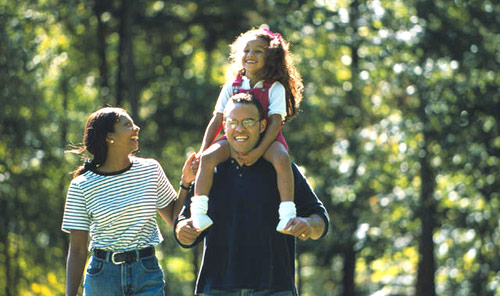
{"left": 93, "top": 0, "right": 110, "bottom": 104}
{"left": 415, "top": 90, "right": 436, "bottom": 296}
{"left": 1, "top": 195, "right": 11, "bottom": 296}
{"left": 342, "top": 246, "right": 356, "bottom": 296}
{"left": 60, "top": 66, "right": 70, "bottom": 258}
{"left": 341, "top": 1, "right": 361, "bottom": 295}
{"left": 117, "top": 0, "right": 138, "bottom": 119}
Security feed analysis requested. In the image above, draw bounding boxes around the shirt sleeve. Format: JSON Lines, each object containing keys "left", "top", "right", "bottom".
{"left": 155, "top": 160, "right": 177, "bottom": 209}
{"left": 267, "top": 81, "right": 287, "bottom": 121}
{"left": 292, "top": 163, "right": 330, "bottom": 238}
{"left": 213, "top": 81, "right": 234, "bottom": 115}
{"left": 61, "top": 180, "right": 91, "bottom": 233}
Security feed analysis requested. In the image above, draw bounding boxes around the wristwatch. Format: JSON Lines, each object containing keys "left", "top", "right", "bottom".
{"left": 179, "top": 181, "right": 192, "bottom": 191}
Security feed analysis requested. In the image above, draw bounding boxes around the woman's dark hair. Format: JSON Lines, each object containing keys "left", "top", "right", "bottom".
{"left": 68, "top": 107, "right": 126, "bottom": 177}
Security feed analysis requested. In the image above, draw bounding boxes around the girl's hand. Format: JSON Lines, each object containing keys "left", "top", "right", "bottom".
{"left": 238, "top": 149, "right": 262, "bottom": 166}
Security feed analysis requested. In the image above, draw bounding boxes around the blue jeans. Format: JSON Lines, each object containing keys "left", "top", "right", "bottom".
{"left": 203, "top": 289, "right": 293, "bottom": 296}
{"left": 83, "top": 253, "right": 165, "bottom": 295}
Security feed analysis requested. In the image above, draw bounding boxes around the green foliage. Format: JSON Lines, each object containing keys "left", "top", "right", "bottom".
{"left": 1, "top": 0, "right": 499, "bottom": 295}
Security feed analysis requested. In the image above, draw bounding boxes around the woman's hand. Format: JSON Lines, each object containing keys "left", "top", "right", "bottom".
{"left": 181, "top": 153, "right": 197, "bottom": 184}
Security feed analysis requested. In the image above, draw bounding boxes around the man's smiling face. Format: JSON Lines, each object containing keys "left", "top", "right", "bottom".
{"left": 224, "top": 101, "right": 266, "bottom": 155}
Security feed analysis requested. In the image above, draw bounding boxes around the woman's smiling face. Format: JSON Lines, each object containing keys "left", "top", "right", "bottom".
{"left": 108, "top": 112, "right": 141, "bottom": 153}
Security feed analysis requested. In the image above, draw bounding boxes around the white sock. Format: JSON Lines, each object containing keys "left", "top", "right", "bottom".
{"left": 191, "top": 195, "right": 209, "bottom": 215}
{"left": 278, "top": 201, "right": 296, "bottom": 220}
{"left": 190, "top": 195, "right": 213, "bottom": 231}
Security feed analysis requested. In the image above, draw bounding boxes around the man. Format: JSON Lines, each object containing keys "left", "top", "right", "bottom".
{"left": 175, "top": 93, "right": 329, "bottom": 296}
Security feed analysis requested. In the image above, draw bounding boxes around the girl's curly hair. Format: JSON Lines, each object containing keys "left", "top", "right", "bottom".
{"left": 226, "top": 26, "right": 304, "bottom": 121}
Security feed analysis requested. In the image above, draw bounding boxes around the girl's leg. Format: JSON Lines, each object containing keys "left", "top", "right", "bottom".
{"left": 191, "top": 140, "right": 230, "bottom": 231}
{"left": 263, "top": 142, "right": 296, "bottom": 233}
{"left": 195, "top": 140, "right": 230, "bottom": 196}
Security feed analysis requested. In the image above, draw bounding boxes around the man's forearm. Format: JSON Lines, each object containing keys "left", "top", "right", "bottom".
{"left": 307, "top": 214, "right": 326, "bottom": 240}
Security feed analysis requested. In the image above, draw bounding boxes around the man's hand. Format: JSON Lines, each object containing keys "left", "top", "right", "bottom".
{"left": 284, "top": 214, "right": 326, "bottom": 241}
{"left": 237, "top": 149, "right": 262, "bottom": 166}
{"left": 284, "top": 217, "right": 312, "bottom": 241}
{"left": 176, "top": 218, "right": 201, "bottom": 245}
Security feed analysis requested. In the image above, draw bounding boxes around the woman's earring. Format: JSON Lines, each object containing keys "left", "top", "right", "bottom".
{"left": 110, "top": 139, "right": 114, "bottom": 144}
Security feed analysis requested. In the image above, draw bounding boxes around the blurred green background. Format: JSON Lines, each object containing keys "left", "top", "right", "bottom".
{"left": 1, "top": 0, "right": 499, "bottom": 295}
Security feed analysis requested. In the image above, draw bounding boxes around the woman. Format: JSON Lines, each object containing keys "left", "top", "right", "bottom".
{"left": 62, "top": 107, "right": 195, "bottom": 296}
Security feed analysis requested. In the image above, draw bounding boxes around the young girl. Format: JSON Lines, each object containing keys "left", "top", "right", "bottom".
{"left": 191, "top": 27, "right": 304, "bottom": 234}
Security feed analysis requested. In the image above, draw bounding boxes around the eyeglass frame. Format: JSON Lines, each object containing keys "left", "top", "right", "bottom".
{"left": 224, "top": 117, "right": 262, "bottom": 129}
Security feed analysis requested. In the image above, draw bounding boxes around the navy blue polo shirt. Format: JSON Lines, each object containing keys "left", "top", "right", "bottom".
{"left": 175, "top": 158, "right": 329, "bottom": 295}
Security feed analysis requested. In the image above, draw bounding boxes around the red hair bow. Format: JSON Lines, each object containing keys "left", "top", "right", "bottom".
{"left": 263, "top": 28, "right": 281, "bottom": 41}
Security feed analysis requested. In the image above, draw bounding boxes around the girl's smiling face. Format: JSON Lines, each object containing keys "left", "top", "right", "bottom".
{"left": 242, "top": 37, "right": 268, "bottom": 80}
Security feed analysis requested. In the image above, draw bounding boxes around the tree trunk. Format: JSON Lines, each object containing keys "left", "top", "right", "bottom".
{"left": 117, "top": 0, "right": 138, "bottom": 119}
{"left": 341, "top": 2, "right": 361, "bottom": 295}
{"left": 93, "top": 0, "right": 110, "bottom": 104}
{"left": 60, "top": 67, "right": 70, "bottom": 256}
{"left": 60, "top": 67, "right": 68, "bottom": 147}
{"left": 342, "top": 246, "right": 356, "bottom": 296}
{"left": 1, "top": 195, "right": 11, "bottom": 296}
{"left": 12, "top": 233, "right": 20, "bottom": 295}
{"left": 415, "top": 90, "right": 436, "bottom": 296}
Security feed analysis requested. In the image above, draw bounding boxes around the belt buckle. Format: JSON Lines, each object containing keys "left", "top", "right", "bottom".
{"left": 111, "top": 252, "right": 125, "bottom": 265}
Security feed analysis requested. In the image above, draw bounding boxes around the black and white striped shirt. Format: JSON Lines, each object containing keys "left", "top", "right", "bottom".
{"left": 61, "top": 157, "right": 177, "bottom": 251}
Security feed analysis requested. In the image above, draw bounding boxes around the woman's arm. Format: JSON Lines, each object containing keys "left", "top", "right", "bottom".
{"left": 158, "top": 153, "right": 197, "bottom": 227}
{"left": 66, "top": 230, "right": 88, "bottom": 296}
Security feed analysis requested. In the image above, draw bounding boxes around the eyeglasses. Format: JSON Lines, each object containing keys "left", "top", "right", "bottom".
{"left": 225, "top": 118, "right": 259, "bottom": 129}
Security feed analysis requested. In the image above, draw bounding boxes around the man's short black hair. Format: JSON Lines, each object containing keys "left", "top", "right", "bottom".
{"left": 228, "top": 92, "right": 265, "bottom": 120}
